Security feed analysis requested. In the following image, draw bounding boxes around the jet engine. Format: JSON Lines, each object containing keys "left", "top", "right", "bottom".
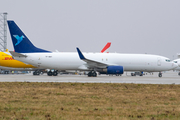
{"left": 100, "top": 66, "right": 124, "bottom": 74}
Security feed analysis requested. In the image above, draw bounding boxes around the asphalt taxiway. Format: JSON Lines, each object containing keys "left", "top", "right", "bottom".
{"left": 0, "top": 71, "right": 179, "bottom": 84}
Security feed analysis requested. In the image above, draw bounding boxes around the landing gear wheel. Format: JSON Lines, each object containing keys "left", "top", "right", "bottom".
{"left": 140, "top": 73, "right": 143, "bottom": 76}
{"left": 33, "top": 70, "right": 40, "bottom": 75}
{"left": 33, "top": 72, "right": 36, "bottom": 75}
{"left": 158, "top": 72, "right": 162, "bottom": 77}
{"left": 88, "top": 70, "right": 97, "bottom": 77}
{"left": 47, "top": 71, "right": 53, "bottom": 76}
{"left": 36, "top": 71, "right": 40, "bottom": 75}
{"left": 178, "top": 72, "right": 180, "bottom": 76}
{"left": 92, "top": 71, "right": 97, "bottom": 77}
{"left": 88, "top": 71, "right": 92, "bottom": 77}
{"left": 53, "top": 71, "right": 58, "bottom": 76}
{"left": 131, "top": 73, "right": 136, "bottom": 76}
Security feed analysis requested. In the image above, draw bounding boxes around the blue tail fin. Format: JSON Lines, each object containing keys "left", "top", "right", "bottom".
{"left": 7, "top": 20, "right": 51, "bottom": 53}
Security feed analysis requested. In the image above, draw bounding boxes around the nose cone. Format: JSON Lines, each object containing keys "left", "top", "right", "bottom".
{"left": 172, "top": 62, "right": 178, "bottom": 69}
{"left": 178, "top": 62, "right": 180, "bottom": 67}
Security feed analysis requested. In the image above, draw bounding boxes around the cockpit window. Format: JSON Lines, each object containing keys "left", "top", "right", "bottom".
{"left": 174, "top": 61, "right": 178, "bottom": 63}
{"left": 165, "top": 59, "right": 171, "bottom": 62}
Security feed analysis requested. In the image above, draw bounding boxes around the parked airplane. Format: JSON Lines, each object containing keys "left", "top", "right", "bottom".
{"left": 173, "top": 59, "right": 180, "bottom": 75}
{"left": 8, "top": 20, "right": 178, "bottom": 77}
{"left": 0, "top": 50, "right": 46, "bottom": 75}
{"left": 0, "top": 51, "right": 33, "bottom": 68}
{"left": 0, "top": 42, "right": 110, "bottom": 75}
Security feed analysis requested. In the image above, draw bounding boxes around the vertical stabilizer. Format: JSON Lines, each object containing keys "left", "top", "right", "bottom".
{"left": 101, "top": 42, "right": 111, "bottom": 53}
{"left": 7, "top": 20, "right": 50, "bottom": 53}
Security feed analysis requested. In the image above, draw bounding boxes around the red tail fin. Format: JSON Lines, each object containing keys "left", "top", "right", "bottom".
{"left": 101, "top": 42, "right": 111, "bottom": 53}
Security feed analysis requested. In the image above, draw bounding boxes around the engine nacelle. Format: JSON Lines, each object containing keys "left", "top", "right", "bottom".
{"left": 101, "top": 66, "right": 124, "bottom": 74}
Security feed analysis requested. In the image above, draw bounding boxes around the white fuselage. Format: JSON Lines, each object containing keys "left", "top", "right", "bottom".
{"left": 13, "top": 52, "right": 177, "bottom": 72}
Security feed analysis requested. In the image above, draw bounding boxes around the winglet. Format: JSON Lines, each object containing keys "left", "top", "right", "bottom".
{"left": 76, "top": 47, "right": 86, "bottom": 60}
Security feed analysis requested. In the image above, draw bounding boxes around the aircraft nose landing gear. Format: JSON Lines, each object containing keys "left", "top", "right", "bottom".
{"left": 158, "top": 72, "right": 162, "bottom": 77}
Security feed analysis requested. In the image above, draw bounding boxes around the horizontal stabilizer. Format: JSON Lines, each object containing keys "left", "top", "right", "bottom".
{"left": 9, "top": 51, "right": 27, "bottom": 57}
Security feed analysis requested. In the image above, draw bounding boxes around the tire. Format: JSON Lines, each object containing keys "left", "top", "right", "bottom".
{"left": 94, "top": 72, "right": 97, "bottom": 77}
{"left": 36, "top": 71, "right": 40, "bottom": 75}
{"left": 158, "top": 73, "right": 162, "bottom": 77}
{"left": 33, "top": 72, "right": 36, "bottom": 75}
{"left": 88, "top": 71, "right": 97, "bottom": 77}
{"left": 53, "top": 71, "right": 58, "bottom": 76}
{"left": 47, "top": 71, "right": 52, "bottom": 76}
{"left": 92, "top": 71, "right": 97, "bottom": 77}
{"left": 88, "top": 71, "right": 92, "bottom": 77}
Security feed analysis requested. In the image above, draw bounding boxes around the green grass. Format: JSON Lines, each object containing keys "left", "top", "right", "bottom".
{"left": 0, "top": 82, "right": 180, "bottom": 119}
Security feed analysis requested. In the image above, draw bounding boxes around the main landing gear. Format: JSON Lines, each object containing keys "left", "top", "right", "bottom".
{"left": 88, "top": 70, "right": 97, "bottom": 77}
{"left": 47, "top": 70, "right": 58, "bottom": 76}
{"left": 158, "top": 72, "right": 162, "bottom": 77}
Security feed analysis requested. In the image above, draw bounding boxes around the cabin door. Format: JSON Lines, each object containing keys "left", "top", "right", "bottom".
{"left": 157, "top": 57, "right": 161, "bottom": 66}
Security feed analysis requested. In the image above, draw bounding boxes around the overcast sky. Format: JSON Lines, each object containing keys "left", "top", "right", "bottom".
{"left": 1, "top": 0, "right": 180, "bottom": 59}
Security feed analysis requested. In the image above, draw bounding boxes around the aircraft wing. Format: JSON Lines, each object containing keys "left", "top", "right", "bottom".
{"left": 9, "top": 51, "right": 27, "bottom": 57}
{"left": 76, "top": 48, "right": 116, "bottom": 69}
